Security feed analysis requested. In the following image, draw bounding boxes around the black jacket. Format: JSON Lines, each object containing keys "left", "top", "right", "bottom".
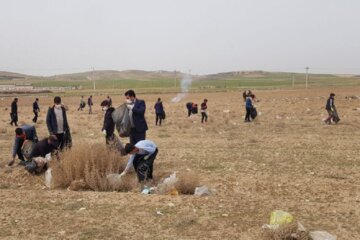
{"left": 30, "top": 138, "right": 56, "bottom": 158}
{"left": 326, "top": 97, "right": 334, "bottom": 110}
{"left": 102, "top": 107, "right": 115, "bottom": 137}
{"left": 46, "top": 106, "right": 70, "bottom": 135}
{"left": 11, "top": 101, "right": 17, "bottom": 114}
{"left": 132, "top": 99, "right": 148, "bottom": 133}
{"left": 33, "top": 101, "right": 40, "bottom": 112}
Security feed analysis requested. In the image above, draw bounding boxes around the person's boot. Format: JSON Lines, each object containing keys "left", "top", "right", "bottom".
{"left": 8, "top": 160, "right": 15, "bottom": 166}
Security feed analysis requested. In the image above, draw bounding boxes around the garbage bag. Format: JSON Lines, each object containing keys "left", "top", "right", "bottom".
{"left": 309, "top": 231, "right": 337, "bottom": 240}
{"left": 112, "top": 104, "right": 131, "bottom": 137}
{"left": 45, "top": 168, "right": 52, "bottom": 188}
{"left": 269, "top": 210, "right": 294, "bottom": 225}
{"left": 21, "top": 140, "right": 35, "bottom": 161}
{"left": 156, "top": 172, "right": 178, "bottom": 194}
{"left": 194, "top": 186, "right": 211, "bottom": 196}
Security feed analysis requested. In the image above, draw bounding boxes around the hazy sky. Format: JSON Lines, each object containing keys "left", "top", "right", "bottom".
{"left": 1, "top": 0, "right": 360, "bottom": 76}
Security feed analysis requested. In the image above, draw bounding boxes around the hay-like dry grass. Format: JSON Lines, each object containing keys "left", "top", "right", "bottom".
{"left": 175, "top": 172, "right": 200, "bottom": 195}
{"left": 51, "top": 142, "right": 131, "bottom": 191}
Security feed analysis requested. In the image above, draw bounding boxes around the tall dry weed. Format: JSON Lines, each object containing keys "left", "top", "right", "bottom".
{"left": 175, "top": 172, "right": 200, "bottom": 195}
{"left": 51, "top": 142, "right": 131, "bottom": 191}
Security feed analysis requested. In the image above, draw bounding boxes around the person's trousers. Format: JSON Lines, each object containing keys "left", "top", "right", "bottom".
{"left": 16, "top": 145, "right": 25, "bottom": 161}
{"left": 245, "top": 107, "right": 251, "bottom": 121}
{"left": 130, "top": 128, "right": 146, "bottom": 145}
{"left": 188, "top": 109, "right": 191, "bottom": 117}
{"left": 133, "top": 148, "right": 158, "bottom": 182}
{"left": 33, "top": 111, "right": 38, "bottom": 123}
{"left": 325, "top": 109, "right": 334, "bottom": 123}
{"left": 156, "top": 113, "right": 162, "bottom": 125}
{"left": 89, "top": 106, "right": 92, "bottom": 114}
{"left": 10, "top": 113, "right": 18, "bottom": 126}
{"left": 201, "top": 112, "right": 208, "bottom": 123}
{"left": 55, "top": 133, "right": 65, "bottom": 150}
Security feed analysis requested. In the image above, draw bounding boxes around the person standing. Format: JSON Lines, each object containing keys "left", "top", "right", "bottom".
{"left": 46, "top": 96, "right": 71, "bottom": 150}
{"left": 10, "top": 98, "right": 18, "bottom": 126}
{"left": 186, "top": 102, "right": 193, "bottom": 117}
{"left": 32, "top": 98, "right": 40, "bottom": 123}
{"left": 201, "top": 99, "right": 208, "bottom": 123}
{"left": 107, "top": 95, "right": 113, "bottom": 107}
{"left": 245, "top": 95, "right": 253, "bottom": 122}
{"left": 324, "top": 93, "right": 339, "bottom": 124}
{"left": 78, "top": 96, "right": 85, "bottom": 111}
{"left": 124, "top": 90, "right": 148, "bottom": 145}
{"left": 101, "top": 100, "right": 116, "bottom": 145}
{"left": 154, "top": 98, "right": 164, "bottom": 126}
{"left": 88, "top": 95, "right": 93, "bottom": 114}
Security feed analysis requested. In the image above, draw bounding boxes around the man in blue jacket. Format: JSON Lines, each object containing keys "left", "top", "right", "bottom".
{"left": 8, "top": 125, "right": 38, "bottom": 166}
{"left": 154, "top": 98, "right": 164, "bottom": 126}
{"left": 125, "top": 90, "right": 148, "bottom": 145}
{"left": 46, "top": 96, "right": 71, "bottom": 150}
{"left": 245, "top": 95, "right": 253, "bottom": 122}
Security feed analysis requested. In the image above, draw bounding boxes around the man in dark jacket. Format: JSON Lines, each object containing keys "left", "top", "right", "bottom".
{"left": 107, "top": 96, "right": 113, "bottom": 107}
{"left": 324, "top": 93, "right": 339, "bottom": 124}
{"left": 8, "top": 125, "right": 38, "bottom": 166}
{"left": 245, "top": 95, "right": 253, "bottom": 122}
{"left": 46, "top": 96, "right": 71, "bottom": 150}
{"left": 88, "top": 95, "right": 93, "bottom": 114}
{"left": 201, "top": 99, "right": 208, "bottom": 123}
{"left": 125, "top": 90, "right": 148, "bottom": 145}
{"left": 154, "top": 98, "right": 164, "bottom": 126}
{"left": 186, "top": 102, "right": 193, "bottom": 117}
{"left": 10, "top": 98, "right": 18, "bottom": 126}
{"left": 25, "top": 136, "right": 59, "bottom": 174}
{"left": 32, "top": 98, "right": 40, "bottom": 123}
{"left": 101, "top": 100, "right": 116, "bottom": 145}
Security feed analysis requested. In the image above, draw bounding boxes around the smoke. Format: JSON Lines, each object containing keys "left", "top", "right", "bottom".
{"left": 171, "top": 73, "right": 192, "bottom": 103}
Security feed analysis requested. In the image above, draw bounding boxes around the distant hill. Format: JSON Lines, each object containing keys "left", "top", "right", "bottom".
{"left": 0, "top": 71, "right": 30, "bottom": 80}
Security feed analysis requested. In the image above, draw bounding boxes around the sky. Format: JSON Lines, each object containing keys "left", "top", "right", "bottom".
{"left": 0, "top": 0, "right": 360, "bottom": 76}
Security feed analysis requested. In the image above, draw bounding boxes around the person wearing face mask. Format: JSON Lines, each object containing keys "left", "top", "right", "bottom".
{"left": 46, "top": 96, "right": 71, "bottom": 150}
{"left": 124, "top": 90, "right": 148, "bottom": 145}
{"left": 101, "top": 100, "right": 116, "bottom": 145}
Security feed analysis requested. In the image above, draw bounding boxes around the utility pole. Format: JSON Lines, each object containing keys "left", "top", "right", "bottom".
{"left": 92, "top": 67, "right": 96, "bottom": 91}
{"left": 305, "top": 66, "right": 309, "bottom": 89}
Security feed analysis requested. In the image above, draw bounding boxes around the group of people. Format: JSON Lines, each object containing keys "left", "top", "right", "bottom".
{"left": 8, "top": 89, "right": 340, "bottom": 184}
{"left": 186, "top": 99, "right": 208, "bottom": 123}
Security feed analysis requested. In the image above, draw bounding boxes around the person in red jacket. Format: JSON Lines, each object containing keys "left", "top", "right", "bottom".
{"left": 201, "top": 99, "right": 208, "bottom": 123}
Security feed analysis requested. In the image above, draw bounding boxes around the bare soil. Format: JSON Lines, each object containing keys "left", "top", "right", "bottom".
{"left": 1, "top": 87, "right": 360, "bottom": 239}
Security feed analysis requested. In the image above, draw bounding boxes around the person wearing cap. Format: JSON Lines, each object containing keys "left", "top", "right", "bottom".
{"left": 201, "top": 99, "right": 208, "bottom": 123}
{"left": 10, "top": 98, "right": 18, "bottom": 126}
{"left": 101, "top": 99, "right": 116, "bottom": 145}
{"left": 120, "top": 140, "right": 158, "bottom": 182}
{"left": 46, "top": 96, "right": 71, "bottom": 150}
{"left": 8, "top": 125, "right": 39, "bottom": 166}
{"left": 124, "top": 90, "right": 148, "bottom": 145}
{"left": 32, "top": 98, "right": 40, "bottom": 123}
{"left": 324, "top": 93, "right": 339, "bottom": 124}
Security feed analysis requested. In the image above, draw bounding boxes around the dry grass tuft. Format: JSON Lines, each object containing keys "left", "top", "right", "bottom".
{"left": 262, "top": 222, "right": 310, "bottom": 240}
{"left": 175, "top": 172, "right": 200, "bottom": 195}
{"left": 51, "top": 142, "right": 130, "bottom": 191}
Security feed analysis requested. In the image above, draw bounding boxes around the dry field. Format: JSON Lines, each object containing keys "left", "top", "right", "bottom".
{"left": 0, "top": 87, "right": 360, "bottom": 239}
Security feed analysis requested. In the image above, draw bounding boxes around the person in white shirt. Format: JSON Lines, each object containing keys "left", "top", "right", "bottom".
{"left": 120, "top": 140, "right": 158, "bottom": 182}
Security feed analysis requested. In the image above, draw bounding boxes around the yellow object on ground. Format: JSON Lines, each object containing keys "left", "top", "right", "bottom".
{"left": 269, "top": 210, "right": 294, "bottom": 225}
{"left": 168, "top": 188, "right": 179, "bottom": 196}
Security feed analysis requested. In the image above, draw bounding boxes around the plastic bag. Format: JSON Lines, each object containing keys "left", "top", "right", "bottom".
{"left": 156, "top": 172, "right": 178, "bottom": 194}
{"left": 45, "top": 168, "right": 52, "bottom": 188}
{"left": 309, "top": 231, "right": 337, "bottom": 240}
{"left": 269, "top": 210, "right": 294, "bottom": 225}
{"left": 194, "top": 186, "right": 211, "bottom": 196}
{"left": 112, "top": 104, "right": 131, "bottom": 137}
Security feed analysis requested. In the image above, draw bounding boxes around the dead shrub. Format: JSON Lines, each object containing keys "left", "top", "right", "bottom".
{"left": 175, "top": 172, "right": 200, "bottom": 195}
{"left": 51, "top": 142, "right": 130, "bottom": 191}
